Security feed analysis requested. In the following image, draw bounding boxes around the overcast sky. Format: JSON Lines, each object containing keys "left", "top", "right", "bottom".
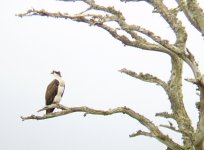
{"left": 1, "top": 0, "right": 204, "bottom": 150}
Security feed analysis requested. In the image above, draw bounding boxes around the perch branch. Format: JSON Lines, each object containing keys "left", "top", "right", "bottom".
{"left": 37, "top": 103, "right": 68, "bottom": 112}
{"left": 21, "top": 104, "right": 183, "bottom": 150}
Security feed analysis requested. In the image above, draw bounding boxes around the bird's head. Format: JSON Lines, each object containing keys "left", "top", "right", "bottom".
{"left": 51, "top": 70, "right": 62, "bottom": 77}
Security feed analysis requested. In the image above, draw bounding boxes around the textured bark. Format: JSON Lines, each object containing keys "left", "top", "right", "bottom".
{"left": 17, "top": 0, "right": 204, "bottom": 149}
{"left": 195, "top": 78, "right": 204, "bottom": 150}
{"left": 168, "top": 56, "right": 194, "bottom": 149}
{"left": 176, "top": 0, "right": 204, "bottom": 36}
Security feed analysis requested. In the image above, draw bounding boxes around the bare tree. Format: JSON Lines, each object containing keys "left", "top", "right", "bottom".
{"left": 17, "top": 0, "right": 204, "bottom": 150}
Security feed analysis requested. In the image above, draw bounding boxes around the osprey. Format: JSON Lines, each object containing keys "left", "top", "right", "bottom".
{"left": 45, "top": 70, "right": 65, "bottom": 114}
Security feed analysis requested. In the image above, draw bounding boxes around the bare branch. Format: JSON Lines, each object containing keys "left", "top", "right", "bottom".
{"left": 167, "top": 53, "right": 195, "bottom": 149}
{"left": 18, "top": 9, "right": 150, "bottom": 46}
{"left": 84, "top": 0, "right": 183, "bottom": 55}
{"left": 182, "top": 48, "right": 201, "bottom": 78}
{"left": 21, "top": 104, "right": 183, "bottom": 150}
{"left": 119, "top": 68, "right": 169, "bottom": 91}
{"left": 17, "top": 7, "right": 201, "bottom": 81}
{"left": 160, "top": 124, "right": 181, "bottom": 133}
{"left": 15, "top": 2, "right": 202, "bottom": 84}
{"left": 150, "top": 0, "right": 187, "bottom": 49}
{"left": 185, "top": 78, "right": 200, "bottom": 85}
{"left": 155, "top": 112, "right": 175, "bottom": 119}
{"left": 78, "top": 6, "right": 92, "bottom": 14}
{"left": 121, "top": 0, "right": 187, "bottom": 49}
{"left": 129, "top": 130, "right": 153, "bottom": 138}
{"left": 16, "top": 7, "right": 198, "bottom": 77}
{"left": 176, "top": 0, "right": 204, "bottom": 36}
{"left": 194, "top": 81, "right": 204, "bottom": 149}
{"left": 16, "top": 9, "right": 176, "bottom": 55}
{"left": 186, "top": 0, "right": 204, "bottom": 35}
{"left": 122, "top": 24, "right": 178, "bottom": 53}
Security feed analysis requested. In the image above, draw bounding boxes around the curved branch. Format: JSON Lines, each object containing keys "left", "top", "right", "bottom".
{"left": 21, "top": 104, "right": 183, "bottom": 150}
{"left": 121, "top": 24, "right": 178, "bottom": 53}
{"left": 83, "top": 0, "right": 182, "bottom": 55}
{"left": 16, "top": 6, "right": 193, "bottom": 67}
{"left": 15, "top": 0, "right": 201, "bottom": 79}
{"left": 119, "top": 68, "right": 169, "bottom": 91}
{"left": 16, "top": 9, "right": 169, "bottom": 54}
{"left": 16, "top": 6, "right": 201, "bottom": 79}
{"left": 182, "top": 48, "right": 201, "bottom": 78}
{"left": 121, "top": 0, "right": 187, "bottom": 49}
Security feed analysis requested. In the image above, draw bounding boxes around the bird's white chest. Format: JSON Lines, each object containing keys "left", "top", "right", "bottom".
{"left": 53, "top": 78, "right": 65, "bottom": 103}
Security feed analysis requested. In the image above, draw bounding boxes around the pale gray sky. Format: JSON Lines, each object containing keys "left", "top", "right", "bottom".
{"left": 1, "top": 0, "right": 204, "bottom": 150}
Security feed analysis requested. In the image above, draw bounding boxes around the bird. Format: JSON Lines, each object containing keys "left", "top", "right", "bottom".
{"left": 45, "top": 70, "right": 65, "bottom": 114}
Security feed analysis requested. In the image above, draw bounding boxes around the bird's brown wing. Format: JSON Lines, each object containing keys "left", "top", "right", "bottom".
{"left": 45, "top": 79, "right": 59, "bottom": 114}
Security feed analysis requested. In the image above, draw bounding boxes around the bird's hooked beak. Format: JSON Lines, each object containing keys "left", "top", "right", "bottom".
{"left": 51, "top": 70, "right": 62, "bottom": 77}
